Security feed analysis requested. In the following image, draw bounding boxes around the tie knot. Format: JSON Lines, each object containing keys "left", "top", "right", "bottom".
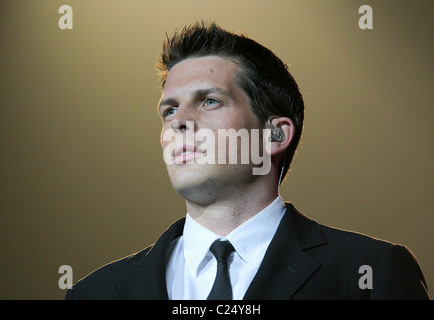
{"left": 209, "top": 240, "right": 234, "bottom": 263}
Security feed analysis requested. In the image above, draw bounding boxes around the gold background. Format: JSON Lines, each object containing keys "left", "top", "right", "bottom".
{"left": 0, "top": 0, "right": 432, "bottom": 299}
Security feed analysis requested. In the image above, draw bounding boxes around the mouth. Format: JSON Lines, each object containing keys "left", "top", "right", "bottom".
{"left": 172, "top": 144, "right": 205, "bottom": 164}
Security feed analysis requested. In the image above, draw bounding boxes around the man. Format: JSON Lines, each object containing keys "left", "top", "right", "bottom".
{"left": 65, "top": 22, "right": 429, "bottom": 300}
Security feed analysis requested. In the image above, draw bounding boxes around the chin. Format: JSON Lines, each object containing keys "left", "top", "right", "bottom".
{"left": 167, "top": 163, "right": 256, "bottom": 204}
{"left": 168, "top": 164, "right": 214, "bottom": 194}
{"left": 168, "top": 163, "right": 239, "bottom": 203}
{"left": 172, "top": 179, "right": 218, "bottom": 206}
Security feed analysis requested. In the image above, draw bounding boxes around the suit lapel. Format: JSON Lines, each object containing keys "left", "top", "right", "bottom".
{"left": 114, "top": 203, "right": 326, "bottom": 300}
{"left": 243, "top": 203, "right": 327, "bottom": 300}
{"left": 114, "top": 218, "right": 185, "bottom": 299}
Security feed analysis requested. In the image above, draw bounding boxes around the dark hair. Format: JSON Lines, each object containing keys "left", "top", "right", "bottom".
{"left": 156, "top": 21, "right": 304, "bottom": 183}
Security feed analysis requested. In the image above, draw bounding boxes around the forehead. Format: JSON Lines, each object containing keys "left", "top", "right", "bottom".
{"left": 163, "top": 56, "right": 240, "bottom": 96}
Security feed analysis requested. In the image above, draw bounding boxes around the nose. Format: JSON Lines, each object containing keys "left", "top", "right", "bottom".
{"left": 170, "top": 106, "right": 195, "bottom": 132}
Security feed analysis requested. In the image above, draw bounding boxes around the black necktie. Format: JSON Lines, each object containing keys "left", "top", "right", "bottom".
{"left": 207, "top": 240, "right": 235, "bottom": 300}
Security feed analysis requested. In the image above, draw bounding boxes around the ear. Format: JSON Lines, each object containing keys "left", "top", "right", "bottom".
{"left": 266, "top": 116, "right": 295, "bottom": 158}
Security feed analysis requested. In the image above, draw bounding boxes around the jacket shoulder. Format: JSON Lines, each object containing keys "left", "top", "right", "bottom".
{"left": 65, "top": 246, "right": 153, "bottom": 300}
{"left": 309, "top": 223, "right": 429, "bottom": 299}
{"left": 319, "top": 223, "right": 394, "bottom": 252}
{"left": 314, "top": 222, "right": 405, "bottom": 268}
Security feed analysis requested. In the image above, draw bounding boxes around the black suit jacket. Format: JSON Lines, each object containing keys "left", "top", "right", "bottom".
{"left": 65, "top": 203, "right": 429, "bottom": 300}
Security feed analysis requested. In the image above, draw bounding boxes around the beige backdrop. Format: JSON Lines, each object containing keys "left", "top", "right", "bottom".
{"left": 0, "top": 0, "right": 432, "bottom": 299}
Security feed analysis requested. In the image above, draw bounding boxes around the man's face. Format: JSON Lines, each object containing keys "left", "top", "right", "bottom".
{"left": 158, "top": 56, "right": 263, "bottom": 203}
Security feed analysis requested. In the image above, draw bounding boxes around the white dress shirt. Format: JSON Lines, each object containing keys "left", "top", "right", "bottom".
{"left": 165, "top": 196, "right": 286, "bottom": 300}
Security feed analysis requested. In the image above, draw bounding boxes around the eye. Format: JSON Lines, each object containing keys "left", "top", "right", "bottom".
{"left": 203, "top": 98, "right": 221, "bottom": 108}
{"left": 163, "top": 107, "right": 177, "bottom": 119}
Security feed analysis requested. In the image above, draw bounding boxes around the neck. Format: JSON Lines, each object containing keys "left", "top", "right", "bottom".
{"left": 185, "top": 181, "right": 279, "bottom": 237}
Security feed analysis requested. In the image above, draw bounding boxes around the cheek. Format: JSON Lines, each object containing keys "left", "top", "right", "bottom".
{"left": 159, "top": 128, "right": 165, "bottom": 148}
{"left": 160, "top": 127, "right": 174, "bottom": 149}
{"left": 203, "top": 111, "right": 250, "bottom": 131}
{"left": 226, "top": 115, "right": 258, "bottom": 131}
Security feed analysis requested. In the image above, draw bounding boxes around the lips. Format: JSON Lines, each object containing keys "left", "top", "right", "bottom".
{"left": 172, "top": 144, "right": 205, "bottom": 164}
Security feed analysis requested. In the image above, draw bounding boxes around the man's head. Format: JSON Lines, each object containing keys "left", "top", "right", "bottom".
{"left": 156, "top": 22, "right": 304, "bottom": 198}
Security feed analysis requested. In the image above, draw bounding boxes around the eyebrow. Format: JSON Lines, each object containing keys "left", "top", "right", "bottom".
{"left": 158, "top": 87, "right": 233, "bottom": 112}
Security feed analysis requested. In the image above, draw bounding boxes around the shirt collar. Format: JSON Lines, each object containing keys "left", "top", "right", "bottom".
{"left": 182, "top": 196, "right": 286, "bottom": 277}
{"left": 183, "top": 213, "right": 221, "bottom": 278}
